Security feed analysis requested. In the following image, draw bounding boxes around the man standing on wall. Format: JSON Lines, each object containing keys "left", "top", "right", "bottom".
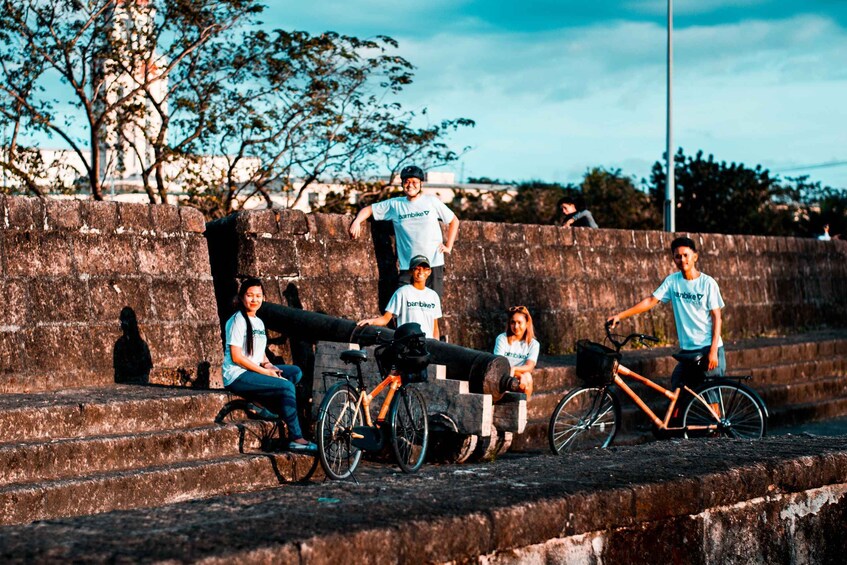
{"left": 348, "top": 165, "right": 459, "bottom": 297}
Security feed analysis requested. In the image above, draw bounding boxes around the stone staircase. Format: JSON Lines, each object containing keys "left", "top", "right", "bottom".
{"left": 513, "top": 330, "right": 847, "bottom": 451}
{"left": 0, "top": 385, "right": 319, "bottom": 526}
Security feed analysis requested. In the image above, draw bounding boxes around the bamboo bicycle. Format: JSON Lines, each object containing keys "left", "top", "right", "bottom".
{"left": 316, "top": 323, "right": 431, "bottom": 480}
{"left": 549, "top": 322, "right": 768, "bottom": 454}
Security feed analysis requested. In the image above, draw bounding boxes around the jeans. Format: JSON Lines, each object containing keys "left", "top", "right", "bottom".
{"left": 225, "top": 364, "right": 303, "bottom": 440}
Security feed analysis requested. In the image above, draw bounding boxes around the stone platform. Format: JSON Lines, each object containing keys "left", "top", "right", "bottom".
{"left": 0, "top": 436, "right": 845, "bottom": 563}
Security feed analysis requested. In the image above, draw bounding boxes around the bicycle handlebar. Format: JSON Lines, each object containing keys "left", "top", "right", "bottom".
{"left": 604, "top": 320, "right": 659, "bottom": 352}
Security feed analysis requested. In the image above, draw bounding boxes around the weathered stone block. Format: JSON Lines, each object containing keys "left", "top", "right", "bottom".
{"left": 278, "top": 209, "right": 309, "bottom": 235}
{"left": 238, "top": 237, "right": 299, "bottom": 278}
{"left": 490, "top": 498, "right": 570, "bottom": 552}
{"left": 312, "top": 213, "right": 351, "bottom": 240}
{"left": 398, "top": 514, "right": 493, "bottom": 564}
{"left": 29, "top": 277, "right": 90, "bottom": 323}
{"left": 0, "top": 331, "right": 23, "bottom": 374}
{"left": 117, "top": 202, "right": 153, "bottom": 232}
{"left": 179, "top": 206, "right": 206, "bottom": 234}
{"left": 236, "top": 209, "right": 278, "bottom": 236}
{"left": 325, "top": 240, "right": 374, "bottom": 278}
{"left": 5, "top": 196, "right": 45, "bottom": 230}
{"left": 22, "top": 325, "right": 90, "bottom": 372}
{"left": 6, "top": 232, "right": 74, "bottom": 277}
{"left": 565, "top": 486, "right": 635, "bottom": 535}
{"left": 80, "top": 201, "right": 119, "bottom": 232}
{"left": 185, "top": 279, "right": 220, "bottom": 322}
{"left": 136, "top": 237, "right": 184, "bottom": 276}
{"left": 184, "top": 237, "right": 212, "bottom": 276}
{"left": 150, "top": 280, "right": 189, "bottom": 321}
{"left": 0, "top": 280, "right": 28, "bottom": 327}
{"left": 88, "top": 278, "right": 153, "bottom": 322}
{"left": 72, "top": 234, "right": 135, "bottom": 275}
{"left": 150, "top": 204, "right": 181, "bottom": 233}
{"left": 44, "top": 199, "right": 83, "bottom": 231}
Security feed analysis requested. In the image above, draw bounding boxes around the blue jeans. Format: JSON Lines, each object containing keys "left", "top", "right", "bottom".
{"left": 225, "top": 365, "right": 303, "bottom": 440}
{"left": 670, "top": 345, "right": 726, "bottom": 390}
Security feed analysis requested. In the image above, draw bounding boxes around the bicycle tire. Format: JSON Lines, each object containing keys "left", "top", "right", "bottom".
{"left": 548, "top": 386, "right": 620, "bottom": 454}
{"left": 682, "top": 382, "right": 767, "bottom": 440}
{"left": 214, "top": 399, "right": 278, "bottom": 452}
{"left": 389, "top": 386, "right": 429, "bottom": 473}
{"left": 316, "top": 383, "right": 363, "bottom": 480}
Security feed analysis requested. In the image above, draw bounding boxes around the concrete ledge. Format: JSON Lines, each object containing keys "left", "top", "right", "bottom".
{"left": 1, "top": 436, "right": 846, "bottom": 562}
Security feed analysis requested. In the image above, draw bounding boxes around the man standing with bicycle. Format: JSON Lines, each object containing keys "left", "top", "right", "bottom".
{"left": 607, "top": 236, "right": 726, "bottom": 391}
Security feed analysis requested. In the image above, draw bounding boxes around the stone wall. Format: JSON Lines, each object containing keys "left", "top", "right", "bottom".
{"left": 0, "top": 195, "right": 222, "bottom": 393}
{"left": 207, "top": 209, "right": 847, "bottom": 355}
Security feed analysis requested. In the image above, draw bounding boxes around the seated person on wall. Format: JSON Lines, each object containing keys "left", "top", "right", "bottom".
{"left": 222, "top": 277, "right": 316, "bottom": 453}
{"left": 493, "top": 306, "right": 539, "bottom": 399}
{"left": 556, "top": 196, "right": 598, "bottom": 228}
{"left": 357, "top": 255, "right": 442, "bottom": 340}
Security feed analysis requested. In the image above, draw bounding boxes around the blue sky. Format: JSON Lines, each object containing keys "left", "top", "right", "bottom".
{"left": 263, "top": 0, "right": 847, "bottom": 188}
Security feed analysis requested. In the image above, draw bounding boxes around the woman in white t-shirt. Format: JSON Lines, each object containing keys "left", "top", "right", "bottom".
{"left": 222, "top": 277, "right": 315, "bottom": 453}
{"left": 493, "top": 306, "right": 540, "bottom": 399}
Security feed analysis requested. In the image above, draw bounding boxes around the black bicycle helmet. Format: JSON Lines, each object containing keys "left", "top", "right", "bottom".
{"left": 378, "top": 323, "right": 431, "bottom": 380}
{"left": 400, "top": 165, "right": 425, "bottom": 182}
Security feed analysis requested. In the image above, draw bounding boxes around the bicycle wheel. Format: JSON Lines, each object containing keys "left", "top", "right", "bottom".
{"left": 316, "top": 383, "right": 363, "bottom": 480}
{"left": 214, "top": 399, "right": 279, "bottom": 452}
{"left": 548, "top": 386, "right": 620, "bottom": 454}
{"left": 682, "top": 382, "right": 766, "bottom": 439}
{"left": 389, "top": 386, "right": 429, "bottom": 473}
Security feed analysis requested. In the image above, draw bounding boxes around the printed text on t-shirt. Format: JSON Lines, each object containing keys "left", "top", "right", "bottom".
{"left": 673, "top": 291, "right": 704, "bottom": 304}
{"left": 398, "top": 210, "right": 430, "bottom": 220}
{"left": 406, "top": 300, "right": 436, "bottom": 309}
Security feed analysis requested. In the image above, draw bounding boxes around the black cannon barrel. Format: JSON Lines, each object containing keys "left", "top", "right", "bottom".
{"left": 258, "top": 302, "right": 513, "bottom": 398}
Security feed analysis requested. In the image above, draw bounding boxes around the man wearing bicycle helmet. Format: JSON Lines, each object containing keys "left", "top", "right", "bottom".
{"left": 356, "top": 255, "right": 442, "bottom": 340}
{"left": 607, "top": 236, "right": 725, "bottom": 390}
{"left": 348, "top": 165, "right": 459, "bottom": 297}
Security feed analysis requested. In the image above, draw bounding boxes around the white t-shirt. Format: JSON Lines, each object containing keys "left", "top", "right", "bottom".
{"left": 493, "top": 333, "right": 540, "bottom": 368}
{"left": 653, "top": 271, "right": 725, "bottom": 351}
{"left": 371, "top": 195, "right": 456, "bottom": 269}
{"left": 385, "top": 284, "right": 442, "bottom": 339}
{"left": 222, "top": 312, "right": 267, "bottom": 386}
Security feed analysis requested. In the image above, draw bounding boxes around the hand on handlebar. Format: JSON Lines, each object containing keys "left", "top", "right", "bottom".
{"left": 606, "top": 316, "right": 620, "bottom": 329}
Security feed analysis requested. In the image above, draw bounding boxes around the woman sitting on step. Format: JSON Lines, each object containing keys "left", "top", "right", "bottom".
{"left": 493, "top": 305, "right": 540, "bottom": 399}
{"left": 222, "top": 277, "right": 316, "bottom": 453}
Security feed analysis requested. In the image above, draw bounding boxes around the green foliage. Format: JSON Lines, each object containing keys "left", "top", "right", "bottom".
{"left": 650, "top": 149, "right": 797, "bottom": 235}
{"left": 452, "top": 180, "right": 575, "bottom": 224}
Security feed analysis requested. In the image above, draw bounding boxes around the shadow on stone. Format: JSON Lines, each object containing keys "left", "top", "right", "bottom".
{"left": 113, "top": 306, "right": 153, "bottom": 384}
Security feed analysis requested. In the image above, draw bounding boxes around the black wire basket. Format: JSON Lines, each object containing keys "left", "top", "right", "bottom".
{"left": 575, "top": 339, "right": 621, "bottom": 386}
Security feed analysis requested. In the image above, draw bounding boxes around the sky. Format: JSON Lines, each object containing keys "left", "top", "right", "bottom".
{"left": 261, "top": 0, "right": 847, "bottom": 189}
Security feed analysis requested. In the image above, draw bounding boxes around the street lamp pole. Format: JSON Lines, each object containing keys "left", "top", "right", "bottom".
{"left": 664, "top": 0, "right": 675, "bottom": 232}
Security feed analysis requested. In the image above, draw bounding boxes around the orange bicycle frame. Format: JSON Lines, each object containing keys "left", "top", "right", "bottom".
{"left": 613, "top": 364, "right": 722, "bottom": 432}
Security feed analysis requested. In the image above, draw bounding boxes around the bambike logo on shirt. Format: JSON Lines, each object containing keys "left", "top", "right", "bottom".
{"left": 505, "top": 351, "right": 528, "bottom": 361}
{"left": 673, "top": 291, "right": 704, "bottom": 304}
{"left": 398, "top": 210, "right": 430, "bottom": 221}
{"left": 406, "top": 300, "right": 437, "bottom": 310}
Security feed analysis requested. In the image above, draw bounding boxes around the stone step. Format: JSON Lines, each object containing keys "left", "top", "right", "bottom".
{"left": 0, "top": 422, "right": 276, "bottom": 488}
{"left": 0, "top": 385, "right": 230, "bottom": 443}
{"left": 0, "top": 452, "right": 319, "bottom": 527}
{"left": 768, "top": 396, "right": 847, "bottom": 429}
{"left": 758, "top": 375, "right": 847, "bottom": 407}
{"left": 739, "top": 356, "right": 847, "bottom": 387}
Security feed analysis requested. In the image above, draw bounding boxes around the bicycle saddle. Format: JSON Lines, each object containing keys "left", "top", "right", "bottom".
{"left": 672, "top": 351, "right": 706, "bottom": 367}
{"left": 340, "top": 349, "right": 367, "bottom": 364}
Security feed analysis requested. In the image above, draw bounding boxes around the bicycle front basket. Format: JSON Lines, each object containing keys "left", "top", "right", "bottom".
{"left": 575, "top": 340, "right": 621, "bottom": 386}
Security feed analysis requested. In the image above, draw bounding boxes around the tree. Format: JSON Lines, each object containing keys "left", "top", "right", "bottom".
{"left": 0, "top": 0, "right": 261, "bottom": 200}
{"left": 452, "top": 180, "right": 576, "bottom": 224}
{"left": 185, "top": 30, "right": 473, "bottom": 218}
{"left": 650, "top": 149, "right": 796, "bottom": 235}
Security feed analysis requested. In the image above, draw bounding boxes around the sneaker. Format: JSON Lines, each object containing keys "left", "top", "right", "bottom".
{"left": 288, "top": 440, "right": 318, "bottom": 454}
